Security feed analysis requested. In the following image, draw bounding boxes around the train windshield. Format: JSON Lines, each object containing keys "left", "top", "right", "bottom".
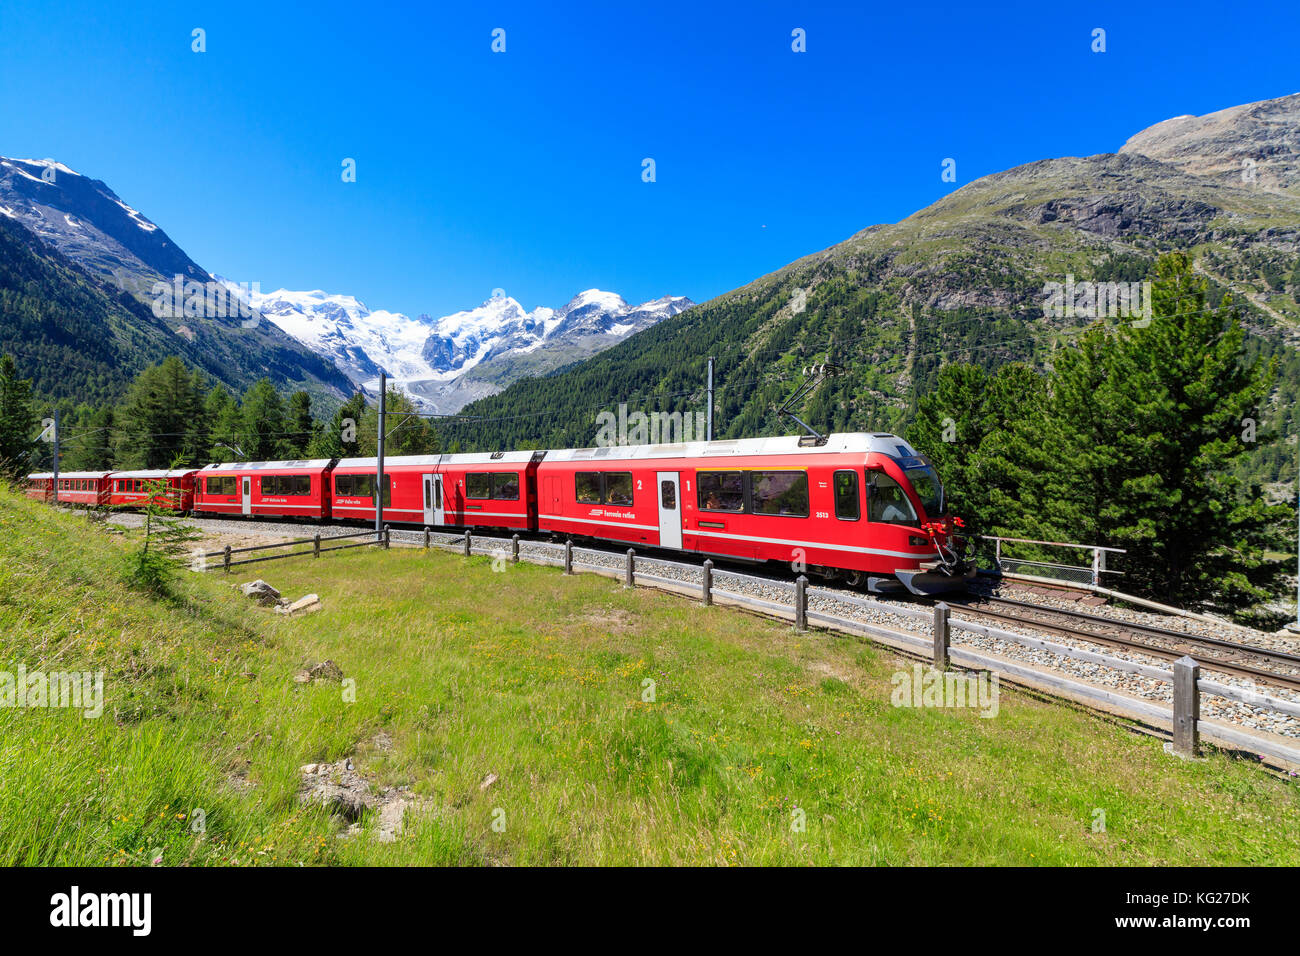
{"left": 904, "top": 465, "right": 945, "bottom": 518}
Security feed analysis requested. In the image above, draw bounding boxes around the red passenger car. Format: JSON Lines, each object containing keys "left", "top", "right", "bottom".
{"left": 537, "top": 433, "right": 966, "bottom": 594}
{"left": 106, "top": 470, "right": 198, "bottom": 511}
{"left": 46, "top": 471, "right": 112, "bottom": 506}
{"left": 25, "top": 473, "right": 52, "bottom": 502}
{"left": 193, "top": 460, "right": 334, "bottom": 519}
{"left": 329, "top": 452, "right": 542, "bottom": 530}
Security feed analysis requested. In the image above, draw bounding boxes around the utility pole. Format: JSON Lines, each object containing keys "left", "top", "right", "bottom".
{"left": 376, "top": 372, "right": 386, "bottom": 537}
{"left": 51, "top": 408, "right": 60, "bottom": 504}
{"left": 706, "top": 356, "right": 714, "bottom": 442}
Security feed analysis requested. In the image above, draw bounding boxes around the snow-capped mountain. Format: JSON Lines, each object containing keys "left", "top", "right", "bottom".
{"left": 0, "top": 154, "right": 690, "bottom": 412}
{"left": 0, "top": 157, "right": 354, "bottom": 398}
{"left": 248, "top": 286, "right": 694, "bottom": 413}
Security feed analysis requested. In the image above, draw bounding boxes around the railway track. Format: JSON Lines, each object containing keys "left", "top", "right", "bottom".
{"left": 950, "top": 595, "right": 1300, "bottom": 692}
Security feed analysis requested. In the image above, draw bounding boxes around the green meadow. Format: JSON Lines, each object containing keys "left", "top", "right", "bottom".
{"left": 0, "top": 487, "right": 1295, "bottom": 866}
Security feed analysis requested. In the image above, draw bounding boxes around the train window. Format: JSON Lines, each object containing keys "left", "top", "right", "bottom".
{"left": 491, "top": 472, "right": 519, "bottom": 500}
{"left": 750, "top": 471, "right": 808, "bottom": 517}
{"left": 466, "top": 473, "right": 491, "bottom": 499}
{"left": 335, "top": 475, "right": 387, "bottom": 504}
{"left": 575, "top": 472, "right": 602, "bottom": 504}
{"left": 698, "top": 471, "right": 744, "bottom": 512}
{"left": 207, "top": 475, "right": 237, "bottom": 496}
{"left": 604, "top": 472, "right": 633, "bottom": 506}
{"left": 263, "top": 475, "right": 311, "bottom": 496}
{"left": 867, "top": 474, "right": 917, "bottom": 524}
{"left": 660, "top": 480, "right": 676, "bottom": 510}
{"left": 834, "top": 470, "right": 859, "bottom": 520}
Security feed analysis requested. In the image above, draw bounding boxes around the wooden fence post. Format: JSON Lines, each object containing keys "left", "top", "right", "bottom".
{"left": 313, "top": 533, "right": 321, "bottom": 558}
{"left": 564, "top": 539, "right": 573, "bottom": 575}
{"left": 511, "top": 534, "right": 520, "bottom": 563}
{"left": 933, "top": 602, "right": 950, "bottom": 669}
{"left": 383, "top": 525, "right": 390, "bottom": 550}
{"left": 625, "top": 549, "right": 635, "bottom": 587}
{"left": 423, "top": 526, "right": 430, "bottom": 549}
{"left": 464, "top": 530, "right": 472, "bottom": 557}
{"left": 795, "top": 575, "right": 808, "bottom": 632}
{"left": 702, "top": 559, "right": 713, "bottom": 606}
{"left": 223, "top": 545, "right": 231, "bottom": 574}
{"left": 1172, "top": 655, "right": 1200, "bottom": 758}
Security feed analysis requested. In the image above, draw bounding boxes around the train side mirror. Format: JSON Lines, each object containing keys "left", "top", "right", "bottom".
{"left": 865, "top": 479, "right": 877, "bottom": 498}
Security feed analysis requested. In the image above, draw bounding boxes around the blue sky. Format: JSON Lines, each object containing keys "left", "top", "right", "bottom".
{"left": 2, "top": 0, "right": 1297, "bottom": 317}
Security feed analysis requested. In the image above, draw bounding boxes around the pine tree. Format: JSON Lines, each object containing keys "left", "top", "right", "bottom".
{"left": 1034, "top": 252, "right": 1285, "bottom": 609}
{"left": 308, "top": 391, "right": 367, "bottom": 459}
{"left": 114, "top": 356, "right": 202, "bottom": 468}
{"left": 284, "top": 390, "right": 316, "bottom": 457}
{"left": 63, "top": 403, "right": 115, "bottom": 470}
{"left": 907, "top": 364, "right": 990, "bottom": 527}
{"left": 0, "top": 354, "right": 38, "bottom": 476}
{"left": 205, "top": 386, "right": 243, "bottom": 461}
{"left": 239, "top": 378, "right": 285, "bottom": 461}
{"left": 181, "top": 369, "right": 211, "bottom": 466}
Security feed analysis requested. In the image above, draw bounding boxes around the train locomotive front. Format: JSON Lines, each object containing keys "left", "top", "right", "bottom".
{"left": 859, "top": 440, "right": 972, "bottom": 596}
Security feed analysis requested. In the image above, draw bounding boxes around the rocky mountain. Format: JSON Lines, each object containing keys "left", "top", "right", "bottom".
{"left": 246, "top": 285, "right": 693, "bottom": 413}
{"left": 442, "top": 94, "right": 1300, "bottom": 475}
{"left": 0, "top": 157, "right": 355, "bottom": 404}
{"left": 0, "top": 158, "right": 209, "bottom": 290}
{"left": 1119, "top": 92, "right": 1300, "bottom": 195}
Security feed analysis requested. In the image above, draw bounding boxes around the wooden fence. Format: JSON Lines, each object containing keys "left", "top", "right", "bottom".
{"left": 195, "top": 528, "right": 386, "bottom": 572}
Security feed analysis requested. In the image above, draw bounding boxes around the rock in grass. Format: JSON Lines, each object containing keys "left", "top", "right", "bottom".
{"left": 274, "top": 593, "right": 321, "bottom": 616}
{"left": 298, "top": 759, "right": 375, "bottom": 822}
{"left": 294, "top": 660, "right": 343, "bottom": 683}
{"left": 240, "top": 580, "right": 281, "bottom": 606}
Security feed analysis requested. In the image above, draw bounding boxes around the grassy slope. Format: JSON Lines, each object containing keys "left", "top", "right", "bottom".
{"left": 0, "top": 487, "right": 1295, "bottom": 866}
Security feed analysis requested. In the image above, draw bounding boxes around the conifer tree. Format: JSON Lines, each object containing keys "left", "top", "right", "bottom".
{"left": 0, "top": 354, "right": 37, "bottom": 476}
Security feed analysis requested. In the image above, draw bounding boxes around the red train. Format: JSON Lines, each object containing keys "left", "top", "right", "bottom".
{"left": 194, "top": 460, "right": 334, "bottom": 519}
{"left": 25, "top": 471, "right": 105, "bottom": 505}
{"left": 107, "top": 470, "right": 196, "bottom": 511}
{"left": 25, "top": 432, "right": 968, "bottom": 594}
{"left": 25, "top": 470, "right": 195, "bottom": 510}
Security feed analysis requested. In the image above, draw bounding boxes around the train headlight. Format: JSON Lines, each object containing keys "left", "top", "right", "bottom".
{"left": 908, "top": 535, "right": 928, "bottom": 546}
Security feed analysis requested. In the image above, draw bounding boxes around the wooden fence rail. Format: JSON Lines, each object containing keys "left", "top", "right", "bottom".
{"left": 197, "top": 528, "right": 382, "bottom": 572}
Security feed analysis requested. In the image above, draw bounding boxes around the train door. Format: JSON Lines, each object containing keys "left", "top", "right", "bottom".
{"left": 241, "top": 477, "right": 251, "bottom": 515}
{"left": 543, "top": 476, "right": 560, "bottom": 516}
{"left": 656, "top": 471, "right": 682, "bottom": 550}
{"left": 423, "top": 474, "right": 444, "bottom": 526}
